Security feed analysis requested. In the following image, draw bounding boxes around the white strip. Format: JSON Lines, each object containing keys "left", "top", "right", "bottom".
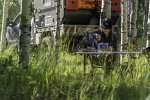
{"left": 76, "top": 51, "right": 142, "bottom": 54}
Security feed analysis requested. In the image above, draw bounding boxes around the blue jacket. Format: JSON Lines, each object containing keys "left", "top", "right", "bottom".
{"left": 87, "top": 30, "right": 117, "bottom": 51}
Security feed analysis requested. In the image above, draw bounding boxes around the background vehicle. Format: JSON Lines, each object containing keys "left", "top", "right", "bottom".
{"left": 34, "top": 0, "right": 120, "bottom": 26}
{"left": 9, "top": 0, "right": 121, "bottom": 50}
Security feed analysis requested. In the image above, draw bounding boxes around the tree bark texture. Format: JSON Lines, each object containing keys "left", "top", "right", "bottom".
{"left": 130, "top": 0, "right": 138, "bottom": 39}
{"left": 54, "top": 0, "right": 61, "bottom": 64}
{"left": 101, "top": 0, "right": 111, "bottom": 18}
{"left": 121, "top": 0, "right": 128, "bottom": 49}
{"left": 0, "top": 0, "right": 9, "bottom": 51}
{"left": 120, "top": 0, "right": 128, "bottom": 63}
{"left": 100, "top": 0, "right": 111, "bottom": 25}
{"left": 146, "top": 0, "right": 150, "bottom": 47}
{"left": 18, "top": 0, "right": 32, "bottom": 68}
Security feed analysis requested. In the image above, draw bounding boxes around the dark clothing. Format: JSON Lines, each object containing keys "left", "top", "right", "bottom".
{"left": 87, "top": 30, "right": 117, "bottom": 51}
{"left": 86, "top": 29, "right": 118, "bottom": 74}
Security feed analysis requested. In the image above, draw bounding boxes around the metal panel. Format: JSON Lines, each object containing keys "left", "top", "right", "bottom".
{"left": 34, "top": 0, "right": 65, "bottom": 27}
{"left": 66, "top": 0, "right": 79, "bottom": 10}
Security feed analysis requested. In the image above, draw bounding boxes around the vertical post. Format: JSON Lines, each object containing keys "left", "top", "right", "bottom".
{"left": 90, "top": 54, "right": 94, "bottom": 78}
{"left": 83, "top": 54, "right": 86, "bottom": 77}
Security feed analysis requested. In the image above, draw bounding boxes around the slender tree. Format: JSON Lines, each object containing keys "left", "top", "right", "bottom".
{"left": 100, "top": 0, "right": 111, "bottom": 25}
{"left": 0, "top": 0, "right": 9, "bottom": 51}
{"left": 54, "top": 0, "right": 61, "bottom": 64}
{"left": 146, "top": 0, "right": 150, "bottom": 47}
{"left": 142, "top": 0, "right": 148, "bottom": 47}
{"left": 130, "top": 0, "right": 138, "bottom": 39}
{"left": 18, "top": 0, "right": 32, "bottom": 68}
{"left": 120, "top": 0, "right": 128, "bottom": 63}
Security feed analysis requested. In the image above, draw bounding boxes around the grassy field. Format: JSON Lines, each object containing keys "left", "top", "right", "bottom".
{"left": 0, "top": 45, "right": 150, "bottom": 100}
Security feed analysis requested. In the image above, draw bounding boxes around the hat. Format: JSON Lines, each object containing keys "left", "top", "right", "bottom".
{"left": 101, "top": 18, "right": 112, "bottom": 29}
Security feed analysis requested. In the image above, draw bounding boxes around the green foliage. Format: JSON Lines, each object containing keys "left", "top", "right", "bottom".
{"left": 0, "top": 0, "right": 20, "bottom": 38}
{"left": 0, "top": 45, "right": 149, "bottom": 100}
{"left": 0, "top": 0, "right": 149, "bottom": 99}
{"left": 0, "top": 0, "right": 20, "bottom": 23}
{"left": 8, "top": 0, "right": 20, "bottom": 21}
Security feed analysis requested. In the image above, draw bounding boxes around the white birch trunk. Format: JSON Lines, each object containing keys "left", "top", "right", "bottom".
{"left": 54, "top": 0, "right": 61, "bottom": 63}
{"left": 146, "top": 0, "right": 150, "bottom": 47}
{"left": 18, "top": 0, "right": 32, "bottom": 68}
{"left": 130, "top": 0, "right": 138, "bottom": 39}
{"left": 120, "top": 0, "right": 128, "bottom": 63}
{"left": 100, "top": 0, "right": 111, "bottom": 25}
{"left": 0, "top": 0, "right": 9, "bottom": 51}
{"left": 142, "top": 0, "right": 149, "bottom": 47}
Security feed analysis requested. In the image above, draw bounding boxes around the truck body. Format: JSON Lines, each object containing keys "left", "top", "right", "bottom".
{"left": 32, "top": 0, "right": 121, "bottom": 49}
{"left": 7, "top": 0, "right": 121, "bottom": 48}
{"left": 34, "top": 0, "right": 120, "bottom": 27}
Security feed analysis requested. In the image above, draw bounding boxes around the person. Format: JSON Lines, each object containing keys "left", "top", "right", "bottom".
{"left": 6, "top": 12, "right": 34, "bottom": 46}
{"left": 6, "top": 22, "right": 14, "bottom": 45}
{"left": 86, "top": 18, "right": 118, "bottom": 73}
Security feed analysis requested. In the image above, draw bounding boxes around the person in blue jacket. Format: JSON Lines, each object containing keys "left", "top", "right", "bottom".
{"left": 86, "top": 18, "right": 118, "bottom": 73}
{"left": 87, "top": 18, "right": 117, "bottom": 52}
{"left": 6, "top": 22, "right": 14, "bottom": 45}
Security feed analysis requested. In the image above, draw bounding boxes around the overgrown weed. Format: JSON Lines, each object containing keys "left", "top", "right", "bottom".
{"left": 0, "top": 44, "right": 149, "bottom": 100}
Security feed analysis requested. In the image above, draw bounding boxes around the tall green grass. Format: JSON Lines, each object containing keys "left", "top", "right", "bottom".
{"left": 0, "top": 44, "right": 149, "bottom": 100}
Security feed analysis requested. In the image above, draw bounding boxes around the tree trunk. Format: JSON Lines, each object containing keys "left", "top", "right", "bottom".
{"left": 130, "top": 0, "right": 138, "bottom": 39}
{"left": 0, "top": 0, "right": 9, "bottom": 51}
{"left": 100, "top": 0, "right": 111, "bottom": 25}
{"left": 18, "top": 0, "right": 32, "bottom": 68}
{"left": 142, "top": 0, "right": 149, "bottom": 47}
{"left": 146, "top": 0, "right": 150, "bottom": 47}
{"left": 127, "top": 0, "right": 131, "bottom": 43}
{"left": 54, "top": 0, "right": 61, "bottom": 64}
{"left": 120, "top": 0, "right": 128, "bottom": 63}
